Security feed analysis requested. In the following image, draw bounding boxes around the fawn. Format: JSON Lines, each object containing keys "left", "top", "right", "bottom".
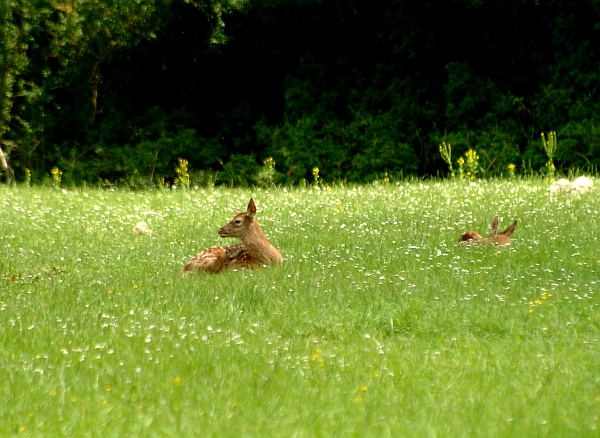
{"left": 458, "top": 216, "right": 517, "bottom": 246}
{"left": 182, "top": 198, "right": 283, "bottom": 274}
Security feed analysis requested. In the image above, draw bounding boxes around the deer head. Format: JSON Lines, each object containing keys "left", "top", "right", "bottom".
{"left": 218, "top": 198, "right": 257, "bottom": 239}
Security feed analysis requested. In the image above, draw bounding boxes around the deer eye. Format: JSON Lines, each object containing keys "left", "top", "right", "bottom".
{"left": 235, "top": 220, "right": 241, "bottom": 224}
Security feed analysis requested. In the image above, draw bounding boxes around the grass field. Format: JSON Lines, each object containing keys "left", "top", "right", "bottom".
{"left": 1, "top": 179, "right": 599, "bottom": 437}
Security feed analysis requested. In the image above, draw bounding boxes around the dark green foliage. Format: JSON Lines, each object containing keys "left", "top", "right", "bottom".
{"left": 216, "top": 154, "right": 261, "bottom": 186}
{"left": 2, "top": 0, "right": 600, "bottom": 185}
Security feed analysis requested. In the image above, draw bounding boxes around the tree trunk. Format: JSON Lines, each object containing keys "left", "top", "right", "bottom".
{"left": 148, "top": 148, "right": 160, "bottom": 185}
{"left": 0, "top": 144, "right": 13, "bottom": 184}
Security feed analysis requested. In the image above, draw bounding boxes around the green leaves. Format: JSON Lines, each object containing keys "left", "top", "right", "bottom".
{"left": 0, "top": 0, "right": 250, "bottom": 183}
{"left": 2, "top": 0, "right": 600, "bottom": 185}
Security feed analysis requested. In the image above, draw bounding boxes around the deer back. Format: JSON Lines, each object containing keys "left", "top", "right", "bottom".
{"left": 182, "top": 243, "right": 261, "bottom": 274}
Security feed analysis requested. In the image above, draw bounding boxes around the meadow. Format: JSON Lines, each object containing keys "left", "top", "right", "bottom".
{"left": 0, "top": 179, "right": 599, "bottom": 437}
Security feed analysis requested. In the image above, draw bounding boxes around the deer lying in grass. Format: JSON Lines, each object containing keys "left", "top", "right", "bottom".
{"left": 458, "top": 216, "right": 517, "bottom": 246}
{"left": 182, "top": 198, "right": 283, "bottom": 274}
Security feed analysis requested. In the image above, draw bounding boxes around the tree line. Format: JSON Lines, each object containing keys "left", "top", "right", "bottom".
{"left": 1, "top": 0, "right": 599, "bottom": 186}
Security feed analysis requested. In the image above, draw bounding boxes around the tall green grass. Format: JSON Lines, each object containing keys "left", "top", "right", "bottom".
{"left": 1, "top": 180, "right": 599, "bottom": 436}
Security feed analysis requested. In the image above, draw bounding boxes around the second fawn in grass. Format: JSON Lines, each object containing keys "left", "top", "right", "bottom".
{"left": 459, "top": 216, "right": 517, "bottom": 246}
{"left": 183, "top": 198, "right": 283, "bottom": 274}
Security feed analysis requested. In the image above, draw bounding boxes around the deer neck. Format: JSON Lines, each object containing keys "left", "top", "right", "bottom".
{"left": 241, "top": 220, "right": 282, "bottom": 265}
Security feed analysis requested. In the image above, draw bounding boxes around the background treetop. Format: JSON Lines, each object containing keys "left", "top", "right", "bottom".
{"left": 1, "top": 0, "right": 599, "bottom": 186}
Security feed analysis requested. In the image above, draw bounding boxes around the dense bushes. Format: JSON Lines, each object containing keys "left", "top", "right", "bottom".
{"left": 1, "top": 0, "right": 599, "bottom": 186}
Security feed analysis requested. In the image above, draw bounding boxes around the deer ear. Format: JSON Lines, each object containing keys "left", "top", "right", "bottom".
{"left": 501, "top": 221, "right": 517, "bottom": 237}
{"left": 489, "top": 216, "right": 499, "bottom": 236}
{"left": 247, "top": 198, "right": 256, "bottom": 217}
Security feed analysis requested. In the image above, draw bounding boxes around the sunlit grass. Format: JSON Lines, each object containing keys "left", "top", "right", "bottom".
{"left": 1, "top": 180, "right": 599, "bottom": 436}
